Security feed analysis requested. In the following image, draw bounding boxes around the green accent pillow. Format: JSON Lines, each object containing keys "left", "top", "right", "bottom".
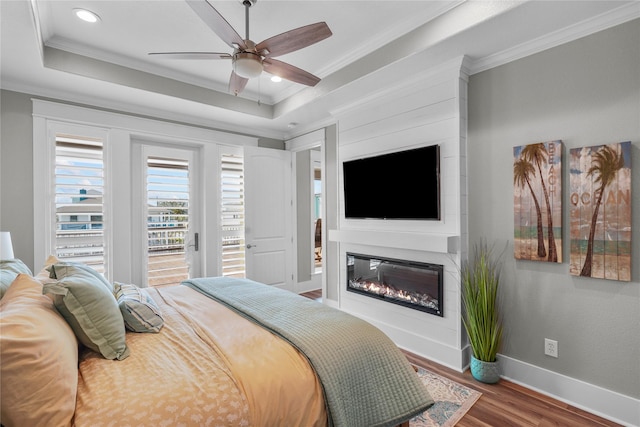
{"left": 43, "top": 264, "right": 129, "bottom": 360}
{"left": 114, "top": 282, "right": 164, "bottom": 333}
{"left": 0, "top": 259, "right": 33, "bottom": 299}
{"left": 47, "top": 262, "right": 113, "bottom": 292}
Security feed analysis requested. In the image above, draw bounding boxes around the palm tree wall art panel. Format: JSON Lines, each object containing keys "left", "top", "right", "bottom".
{"left": 569, "top": 141, "right": 632, "bottom": 281}
{"left": 513, "top": 141, "right": 562, "bottom": 263}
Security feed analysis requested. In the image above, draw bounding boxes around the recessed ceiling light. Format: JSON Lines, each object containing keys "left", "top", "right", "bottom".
{"left": 270, "top": 76, "right": 282, "bottom": 83}
{"left": 73, "top": 8, "right": 100, "bottom": 23}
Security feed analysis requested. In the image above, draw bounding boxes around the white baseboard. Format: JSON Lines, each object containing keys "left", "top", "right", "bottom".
{"left": 499, "top": 354, "right": 639, "bottom": 427}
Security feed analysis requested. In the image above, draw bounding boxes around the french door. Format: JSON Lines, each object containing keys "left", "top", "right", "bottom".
{"left": 133, "top": 144, "right": 200, "bottom": 287}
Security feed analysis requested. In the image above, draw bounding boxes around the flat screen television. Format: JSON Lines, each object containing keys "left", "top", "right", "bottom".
{"left": 342, "top": 145, "right": 440, "bottom": 220}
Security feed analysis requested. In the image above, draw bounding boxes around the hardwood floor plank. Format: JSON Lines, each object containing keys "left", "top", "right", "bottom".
{"left": 459, "top": 414, "right": 496, "bottom": 427}
{"left": 302, "top": 289, "right": 322, "bottom": 300}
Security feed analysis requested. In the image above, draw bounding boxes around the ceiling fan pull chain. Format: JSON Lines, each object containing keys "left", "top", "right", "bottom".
{"left": 257, "top": 74, "right": 261, "bottom": 106}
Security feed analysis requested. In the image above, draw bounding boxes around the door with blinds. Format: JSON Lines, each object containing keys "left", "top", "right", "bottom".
{"left": 133, "top": 145, "right": 200, "bottom": 287}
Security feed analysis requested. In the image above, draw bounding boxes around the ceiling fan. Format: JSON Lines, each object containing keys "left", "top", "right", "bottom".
{"left": 149, "top": 0, "right": 332, "bottom": 96}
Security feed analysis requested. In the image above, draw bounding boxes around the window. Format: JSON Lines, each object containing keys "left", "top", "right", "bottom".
{"left": 54, "top": 135, "right": 105, "bottom": 273}
{"left": 220, "top": 151, "right": 245, "bottom": 278}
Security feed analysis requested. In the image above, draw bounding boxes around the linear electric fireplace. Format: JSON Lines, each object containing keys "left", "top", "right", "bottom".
{"left": 346, "top": 253, "right": 443, "bottom": 317}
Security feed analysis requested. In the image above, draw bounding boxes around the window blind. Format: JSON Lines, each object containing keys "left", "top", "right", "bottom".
{"left": 220, "top": 152, "right": 245, "bottom": 278}
{"left": 55, "top": 135, "right": 105, "bottom": 272}
{"left": 146, "top": 156, "right": 190, "bottom": 287}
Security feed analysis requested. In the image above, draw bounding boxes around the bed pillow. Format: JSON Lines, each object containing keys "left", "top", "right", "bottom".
{"left": 0, "top": 259, "right": 33, "bottom": 299}
{"left": 43, "top": 264, "right": 129, "bottom": 360}
{"left": 114, "top": 282, "right": 164, "bottom": 333}
{"left": 34, "top": 254, "right": 60, "bottom": 284}
{"left": 47, "top": 261, "right": 113, "bottom": 292}
{"left": 0, "top": 274, "right": 78, "bottom": 427}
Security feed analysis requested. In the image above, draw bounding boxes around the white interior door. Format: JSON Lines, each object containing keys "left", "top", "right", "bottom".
{"left": 244, "top": 146, "right": 293, "bottom": 290}
{"left": 133, "top": 144, "right": 200, "bottom": 287}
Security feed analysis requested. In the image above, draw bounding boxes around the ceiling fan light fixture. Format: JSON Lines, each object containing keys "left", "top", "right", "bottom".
{"left": 233, "top": 52, "right": 263, "bottom": 79}
{"left": 270, "top": 76, "right": 282, "bottom": 83}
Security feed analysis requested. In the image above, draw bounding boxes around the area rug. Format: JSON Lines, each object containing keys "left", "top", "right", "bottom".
{"left": 410, "top": 366, "right": 482, "bottom": 427}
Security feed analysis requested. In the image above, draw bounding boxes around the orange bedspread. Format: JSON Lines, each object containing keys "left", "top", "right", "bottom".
{"left": 73, "top": 286, "right": 326, "bottom": 426}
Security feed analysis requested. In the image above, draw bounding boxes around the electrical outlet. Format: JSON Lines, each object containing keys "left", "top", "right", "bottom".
{"left": 545, "top": 338, "right": 558, "bottom": 358}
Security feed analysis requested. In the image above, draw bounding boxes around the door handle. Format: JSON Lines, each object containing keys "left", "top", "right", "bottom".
{"left": 189, "top": 233, "right": 199, "bottom": 251}
{"left": 246, "top": 244, "right": 257, "bottom": 249}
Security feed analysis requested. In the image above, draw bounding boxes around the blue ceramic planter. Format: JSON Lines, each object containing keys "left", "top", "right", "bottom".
{"left": 470, "top": 355, "right": 500, "bottom": 383}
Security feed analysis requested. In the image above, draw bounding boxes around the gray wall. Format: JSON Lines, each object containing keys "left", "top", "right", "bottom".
{"left": 468, "top": 19, "right": 639, "bottom": 398}
{"left": 0, "top": 90, "right": 34, "bottom": 269}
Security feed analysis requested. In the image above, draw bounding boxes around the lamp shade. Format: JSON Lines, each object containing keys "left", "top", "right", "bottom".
{"left": 0, "top": 231, "right": 14, "bottom": 259}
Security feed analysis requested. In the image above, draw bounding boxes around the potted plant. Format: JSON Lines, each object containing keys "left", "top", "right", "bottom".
{"left": 460, "top": 241, "right": 504, "bottom": 383}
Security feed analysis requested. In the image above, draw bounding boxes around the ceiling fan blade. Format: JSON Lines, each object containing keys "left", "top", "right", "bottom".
{"left": 148, "top": 52, "right": 232, "bottom": 60}
{"left": 229, "top": 71, "right": 249, "bottom": 95}
{"left": 186, "top": 0, "right": 246, "bottom": 50}
{"left": 256, "top": 22, "right": 332, "bottom": 58}
{"left": 263, "top": 58, "right": 320, "bottom": 87}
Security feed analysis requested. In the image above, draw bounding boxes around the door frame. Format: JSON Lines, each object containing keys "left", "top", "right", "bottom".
{"left": 285, "top": 129, "right": 326, "bottom": 294}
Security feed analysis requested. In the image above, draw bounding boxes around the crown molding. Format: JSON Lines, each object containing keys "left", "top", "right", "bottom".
{"left": 469, "top": 2, "right": 640, "bottom": 75}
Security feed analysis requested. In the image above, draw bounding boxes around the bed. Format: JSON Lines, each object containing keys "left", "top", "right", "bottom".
{"left": 0, "top": 257, "right": 434, "bottom": 427}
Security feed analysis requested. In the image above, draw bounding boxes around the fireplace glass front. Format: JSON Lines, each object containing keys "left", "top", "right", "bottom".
{"left": 346, "top": 253, "right": 443, "bottom": 317}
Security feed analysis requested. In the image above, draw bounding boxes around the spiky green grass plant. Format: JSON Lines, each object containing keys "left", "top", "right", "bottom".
{"left": 461, "top": 242, "right": 504, "bottom": 363}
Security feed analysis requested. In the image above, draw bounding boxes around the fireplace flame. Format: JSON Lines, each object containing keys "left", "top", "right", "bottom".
{"left": 349, "top": 279, "right": 438, "bottom": 310}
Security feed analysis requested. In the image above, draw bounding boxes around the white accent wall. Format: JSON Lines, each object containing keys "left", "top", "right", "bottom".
{"left": 327, "top": 56, "right": 470, "bottom": 371}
